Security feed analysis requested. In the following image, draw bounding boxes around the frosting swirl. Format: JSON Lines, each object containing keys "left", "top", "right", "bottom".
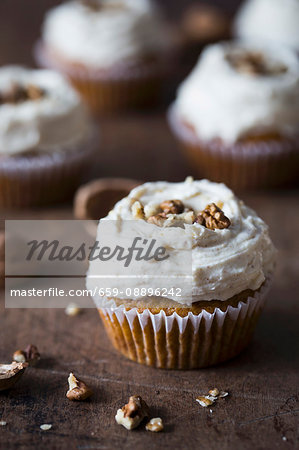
{"left": 234, "top": 0, "right": 299, "bottom": 51}
{"left": 42, "top": 0, "right": 173, "bottom": 68}
{"left": 173, "top": 42, "right": 299, "bottom": 144}
{"left": 0, "top": 66, "right": 90, "bottom": 156}
{"left": 87, "top": 178, "right": 276, "bottom": 305}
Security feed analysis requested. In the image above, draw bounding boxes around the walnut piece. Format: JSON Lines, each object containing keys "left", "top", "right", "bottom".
{"left": 40, "top": 424, "right": 52, "bottom": 431}
{"left": 131, "top": 200, "right": 144, "bottom": 220}
{"left": 147, "top": 212, "right": 167, "bottom": 227}
{"left": 146, "top": 417, "right": 164, "bottom": 432}
{"left": 196, "top": 396, "right": 215, "bottom": 407}
{"left": 66, "top": 372, "right": 93, "bottom": 401}
{"left": 196, "top": 203, "right": 230, "bottom": 230}
{"left": 12, "top": 350, "right": 27, "bottom": 363}
{"left": 196, "top": 388, "right": 229, "bottom": 408}
{"left": 65, "top": 303, "right": 81, "bottom": 317}
{"left": 226, "top": 51, "right": 287, "bottom": 77}
{"left": 0, "top": 83, "right": 44, "bottom": 105}
{"left": 24, "top": 344, "right": 40, "bottom": 366}
{"left": 0, "top": 362, "right": 28, "bottom": 391}
{"left": 80, "top": 0, "right": 101, "bottom": 10}
{"left": 160, "top": 199, "right": 184, "bottom": 215}
{"left": 115, "top": 395, "right": 149, "bottom": 430}
{"left": 208, "top": 388, "right": 220, "bottom": 397}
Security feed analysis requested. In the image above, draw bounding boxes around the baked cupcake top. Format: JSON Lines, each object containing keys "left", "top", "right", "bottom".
{"left": 234, "top": 0, "right": 299, "bottom": 51}
{"left": 0, "top": 66, "right": 89, "bottom": 156}
{"left": 173, "top": 42, "right": 299, "bottom": 144}
{"left": 42, "top": 0, "right": 173, "bottom": 69}
{"left": 87, "top": 178, "right": 276, "bottom": 306}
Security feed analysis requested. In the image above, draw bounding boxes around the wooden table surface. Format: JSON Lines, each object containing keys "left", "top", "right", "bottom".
{"left": 1, "top": 113, "right": 299, "bottom": 450}
{"left": 0, "top": 1, "right": 299, "bottom": 449}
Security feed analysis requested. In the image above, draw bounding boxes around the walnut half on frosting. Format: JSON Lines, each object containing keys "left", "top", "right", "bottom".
{"left": 196, "top": 203, "right": 231, "bottom": 230}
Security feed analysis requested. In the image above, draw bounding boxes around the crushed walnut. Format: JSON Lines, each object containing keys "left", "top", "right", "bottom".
{"left": 131, "top": 200, "right": 145, "bottom": 220}
{"left": 146, "top": 417, "right": 164, "bottom": 432}
{"left": 66, "top": 372, "right": 93, "bottom": 401}
{"left": 226, "top": 51, "right": 287, "bottom": 77}
{"left": 0, "top": 83, "right": 45, "bottom": 105}
{"left": 196, "top": 388, "right": 229, "bottom": 408}
{"left": 160, "top": 199, "right": 184, "bottom": 215}
{"left": 0, "top": 362, "right": 28, "bottom": 391}
{"left": 65, "top": 303, "right": 81, "bottom": 317}
{"left": 80, "top": 0, "right": 101, "bottom": 10}
{"left": 146, "top": 199, "right": 195, "bottom": 227}
{"left": 14, "top": 344, "right": 40, "bottom": 367}
{"left": 115, "top": 395, "right": 149, "bottom": 430}
{"left": 196, "top": 203, "right": 230, "bottom": 230}
{"left": 40, "top": 424, "right": 52, "bottom": 431}
{"left": 147, "top": 212, "right": 167, "bottom": 227}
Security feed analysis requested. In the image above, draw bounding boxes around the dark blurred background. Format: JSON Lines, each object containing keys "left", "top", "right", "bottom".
{"left": 0, "top": 0, "right": 242, "bottom": 66}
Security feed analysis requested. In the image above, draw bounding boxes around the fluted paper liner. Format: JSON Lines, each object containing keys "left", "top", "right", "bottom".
{"left": 168, "top": 105, "right": 299, "bottom": 190}
{"left": 98, "top": 278, "right": 272, "bottom": 369}
{"left": 35, "top": 41, "right": 166, "bottom": 114}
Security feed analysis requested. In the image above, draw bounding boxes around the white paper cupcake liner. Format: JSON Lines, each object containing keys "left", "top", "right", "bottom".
{"left": 98, "top": 277, "right": 272, "bottom": 369}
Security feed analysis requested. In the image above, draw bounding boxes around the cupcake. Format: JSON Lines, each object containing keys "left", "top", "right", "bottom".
{"left": 0, "top": 66, "right": 96, "bottom": 208}
{"left": 86, "top": 177, "right": 276, "bottom": 369}
{"left": 168, "top": 42, "right": 299, "bottom": 190}
{"left": 35, "top": 0, "right": 175, "bottom": 114}
{"left": 234, "top": 0, "right": 299, "bottom": 52}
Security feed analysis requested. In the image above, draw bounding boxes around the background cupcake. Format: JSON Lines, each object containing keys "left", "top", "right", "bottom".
{"left": 180, "top": 3, "right": 231, "bottom": 74}
{"left": 168, "top": 42, "right": 299, "bottom": 190}
{"left": 0, "top": 66, "right": 96, "bottom": 208}
{"left": 35, "top": 0, "right": 176, "bottom": 114}
{"left": 87, "top": 178, "right": 276, "bottom": 369}
{"left": 234, "top": 0, "right": 299, "bottom": 52}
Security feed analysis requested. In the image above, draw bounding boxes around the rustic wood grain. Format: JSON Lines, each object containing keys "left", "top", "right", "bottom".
{"left": 1, "top": 192, "right": 298, "bottom": 450}
{"left": 0, "top": 1, "right": 298, "bottom": 449}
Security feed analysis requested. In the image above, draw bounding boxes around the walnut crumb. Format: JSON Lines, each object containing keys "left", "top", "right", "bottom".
{"left": 65, "top": 303, "right": 81, "bottom": 317}
{"left": 131, "top": 201, "right": 144, "bottom": 220}
{"left": 196, "top": 389, "right": 229, "bottom": 408}
{"left": 226, "top": 51, "right": 287, "bottom": 77}
{"left": 12, "top": 350, "right": 27, "bottom": 364}
{"left": 160, "top": 199, "right": 184, "bottom": 215}
{"left": 23, "top": 344, "right": 40, "bottom": 366}
{"left": 146, "top": 418, "right": 164, "bottom": 432}
{"left": 147, "top": 212, "right": 167, "bottom": 227}
{"left": 40, "top": 424, "right": 52, "bottom": 431}
{"left": 208, "top": 388, "right": 220, "bottom": 397}
{"left": 66, "top": 372, "right": 93, "bottom": 401}
{"left": 219, "top": 391, "right": 229, "bottom": 398}
{"left": 196, "top": 203, "right": 230, "bottom": 230}
{"left": 115, "top": 395, "right": 149, "bottom": 430}
{"left": 0, "top": 83, "right": 45, "bottom": 105}
{"left": 196, "top": 396, "right": 215, "bottom": 407}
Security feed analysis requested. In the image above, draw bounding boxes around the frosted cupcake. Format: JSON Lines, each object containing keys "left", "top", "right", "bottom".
{"left": 234, "top": 0, "right": 299, "bottom": 52}
{"left": 87, "top": 178, "right": 276, "bottom": 369}
{"left": 168, "top": 42, "right": 299, "bottom": 190}
{"left": 0, "top": 66, "right": 95, "bottom": 208}
{"left": 36, "top": 0, "right": 175, "bottom": 113}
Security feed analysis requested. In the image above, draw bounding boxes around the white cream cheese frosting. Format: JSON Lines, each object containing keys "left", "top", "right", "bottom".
{"left": 42, "top": 0, "right": 173, "bottom": 68}
{"left": 87, "top": 178, "right": 276, "bottom": 306}
{"left": 0, "top": 66, "right": 90, "bottom": 156}
{"left": 173, "top": 42, "right": 299, "bottom": 144}
{"left": 234, "top": 0, "right": 299, "bottom": 51}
